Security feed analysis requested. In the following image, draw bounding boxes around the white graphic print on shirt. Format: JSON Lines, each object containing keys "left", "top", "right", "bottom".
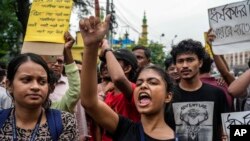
{"left": 173, "top": 102, "right": 214, "bottom": 141}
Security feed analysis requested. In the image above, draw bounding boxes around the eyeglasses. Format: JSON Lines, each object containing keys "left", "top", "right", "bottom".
{"left": 55, "top": 59, "right": 64, "bottom": 65}
{"left": 47, "top": 59, "right": 64, "bottom": 65}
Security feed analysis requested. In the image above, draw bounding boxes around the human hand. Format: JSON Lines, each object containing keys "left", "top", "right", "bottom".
{"left": 207, "top": 28, "right": 216, "bottom": 45}
{"left": 64, "top": 31, "right": 75, "bottom": 50}
{"left": 103, "top": 81, "right": 115, "bottom": 93}
{"left": 99, "top": 39, "right": 111, "bottom": 57}
{"left": 79, "top": 15, "right": 111, "bottom": 48}
{"left": 216, "top": 77, "right": 227, "bottom": 87}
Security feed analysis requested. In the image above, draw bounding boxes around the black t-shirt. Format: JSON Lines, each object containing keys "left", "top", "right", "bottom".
{"left": 165, "top": 83, "right": 229, "bottom": 141}
{"left": 112, "top": 116, "right": 176, "bottom": 141}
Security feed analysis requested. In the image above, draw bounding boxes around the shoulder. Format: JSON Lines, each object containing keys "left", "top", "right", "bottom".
{"left": 113, "top": 115, "right": 138, "bottom": 140}
{"left": 202, "top": 83, "right": 225, "bottom": 93}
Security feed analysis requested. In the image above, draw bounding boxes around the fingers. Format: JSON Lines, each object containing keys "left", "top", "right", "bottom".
{"left": 208, "top": 28, "right": 213, "bottom": 34}
{"left": 64, "top": 31, "right": 75, "bottom": 43}
{"left": 103, "top": 14, "right": 111, "bottom": 29}
{"left": 79, "top": 16, "right": 101, "bottom": 33}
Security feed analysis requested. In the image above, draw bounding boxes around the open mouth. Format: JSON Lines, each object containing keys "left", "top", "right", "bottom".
{"left": 138, "top": 92, "right": 151, "bottom": 106}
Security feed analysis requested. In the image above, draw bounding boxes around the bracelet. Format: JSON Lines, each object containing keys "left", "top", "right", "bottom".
{"left": 103, "top": 48, "right": 113, "bottom": 58}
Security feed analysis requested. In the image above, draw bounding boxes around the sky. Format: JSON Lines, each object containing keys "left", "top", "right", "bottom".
{"left": 70, "top": 0, "right": 241, "bottom": 51}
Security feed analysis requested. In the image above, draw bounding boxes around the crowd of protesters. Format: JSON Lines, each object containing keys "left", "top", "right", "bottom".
{"left": 0, "top": 14, "right": 249, "bottom": 141}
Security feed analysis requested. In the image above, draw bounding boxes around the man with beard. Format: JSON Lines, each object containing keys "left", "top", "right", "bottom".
{"left": 165, "top": 39, "right": 229, "bottom": 141}
{"left": 46, "top": 32, "right": 80, "bottom": 113}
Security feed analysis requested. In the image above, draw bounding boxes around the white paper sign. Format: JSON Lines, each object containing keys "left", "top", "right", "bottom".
{"left": 208, "top": 0, "right": 250, "bottom": 54}
{"left": 221, "top": 111, "right": 250, "bottom": 141}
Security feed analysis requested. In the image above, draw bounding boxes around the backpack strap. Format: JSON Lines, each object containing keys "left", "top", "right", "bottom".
{"left": 46, "top": 109, "right": 63, "bottom": 141}
{"left": 0, "top": 108, "right": 12, "bottom": 129}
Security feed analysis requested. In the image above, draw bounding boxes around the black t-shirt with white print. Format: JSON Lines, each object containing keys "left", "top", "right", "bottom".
{"left": 112, "top": 115, "right": 176, "bottom": 141}
{"left": 165, "top": 83, "right": 229, "bottom": 141}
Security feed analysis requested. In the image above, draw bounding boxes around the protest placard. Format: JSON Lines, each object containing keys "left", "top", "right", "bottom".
{"left": 22, "top": 0, "right": 73, "bottom": 55}
{"left": 221, "top": 111, "right": 250, "bottom": 141}
{"left": 208, "top": 0, "right": 250, "bottom": 54}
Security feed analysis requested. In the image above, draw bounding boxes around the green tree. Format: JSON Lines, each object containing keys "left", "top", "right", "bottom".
{"left": 0, "top": 0, "right": 22, "bottom": 64}
{"left": 147, "top": 42, "right": 166, "bottom": 68}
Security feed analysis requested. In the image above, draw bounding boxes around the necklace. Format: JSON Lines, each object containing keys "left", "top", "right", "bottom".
{"left": 12, "top": 109, "right": 43, "bottom": 141}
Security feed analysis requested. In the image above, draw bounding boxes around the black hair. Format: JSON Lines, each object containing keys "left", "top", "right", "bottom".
{"left": 200, "top": 52, "right": 213, "bottom": 74}
{"left": 7, "top": 53, "right": 53, "bottom": 109}
{"left": 164, "top": 56, "right": 174, "bottom": 70}
{"left": 170, "top": 39, "right": 205, "bottom": 64}
{"left": 137, "top": 65, "right": 173, "bottom": 93}
{"left": 132, "top": 45, "right": 151, "bottom": 59}
{"left": 0, "top": 68, "right": 6, "bottom": 82}
{"left": 114, "top": 49, "right": 138, "bottom": 83}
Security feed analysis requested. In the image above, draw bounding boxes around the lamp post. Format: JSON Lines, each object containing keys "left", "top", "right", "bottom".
{"left": 160, "top": 33, "right": 165, "bottom": 44}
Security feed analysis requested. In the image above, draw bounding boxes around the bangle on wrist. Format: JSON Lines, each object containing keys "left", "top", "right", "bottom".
{"left": 103, "top": 48, "right": 113, "bottom": 58}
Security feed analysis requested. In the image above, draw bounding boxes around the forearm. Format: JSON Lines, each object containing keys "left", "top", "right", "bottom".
{"left": 64, "top": 48, "right": 74, "bottom": 64}
{"left": 81, "top": 47, "right": 99, "bottom": 108}
{"left": 213, "top": 55, "right": 235, "bottom": 85}
{"left": 228, "top": 69, "right": 250, "bottom": 97}
{"left": 106, "top": 51, "right": 127, "bottom": 83}
{"left": 105, "top": 51, "right": 132, "bottom": 98}
{"left": 51, "top": 63, "right": 80, "bottom": 113}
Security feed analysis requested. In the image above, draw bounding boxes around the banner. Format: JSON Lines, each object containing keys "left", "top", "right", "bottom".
{"left": 22, "top": 0, "right": 73, "bottom": 55}
{"left": 221, "top": 111, "right": 250, "bottom": 141}
{"left": 208, "top": 0, "right": 250, "bottom": 54}
{"left": 24, "top": 0, "right": 73, "bottom": 43}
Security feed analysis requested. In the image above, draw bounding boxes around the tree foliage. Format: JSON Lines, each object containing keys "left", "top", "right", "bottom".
{"left": 147, "top": 42, "right": 166, "bottom": 67}
{"left": 73, "top": 0, "right": 92, "bottom": 18}
{"left": 0, "top": 0, "right": 22, "bottom": 64}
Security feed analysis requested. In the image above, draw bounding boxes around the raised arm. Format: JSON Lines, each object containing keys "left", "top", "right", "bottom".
{"left": 206, "top": 29, "right": 235, "bottom": 85}
{"left": 99, "top": 40, "right": 133, "bottom": 99}
{"left": 80, "top": 15, "right": 119, "bottom": 133}
{"left": 51, "top": 32, "right": 80, "bottom": 113}
{"left": 228, "top": 69, "right": 250, "bottom": 97}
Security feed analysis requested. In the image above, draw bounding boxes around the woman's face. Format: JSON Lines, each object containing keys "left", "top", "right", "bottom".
{"left": 134, "top": 69, "right": 171, "bottom": 115}
{"left": 9, "top": 61, "right": 49, "bottom": 108}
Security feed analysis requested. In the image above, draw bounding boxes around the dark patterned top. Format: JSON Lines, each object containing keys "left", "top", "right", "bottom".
{"left": 0, "top": 110, "right": 79, "bottom": 141}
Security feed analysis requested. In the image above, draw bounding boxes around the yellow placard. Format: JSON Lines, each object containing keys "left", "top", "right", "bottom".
{"left": 24, "top": 0, "right": 73, "bottom": 43}
{"left": 204, "top": 32, "right": 213, "bottom": 59}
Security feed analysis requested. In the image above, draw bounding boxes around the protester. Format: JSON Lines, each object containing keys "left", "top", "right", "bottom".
{"left": 164, "top": 56, "right": 180, "bottom": 84}
{"left": 132, "top": 46, "right": 152, "bottom": 69}
{"left": 74, "top": 59, "right": 89, "bottom": 141}
{"left": 0, "top": 67, "right": 11, "bottom": 110}
{"left": 0, "top": 67, "right": 6, "bottom": 87}
{"left": 0, "top": 53, "right": 79, "bottom": 140}
{"left": 206, "top": 29, "right": 235, "bottom": 86}
{"left": 47, "top": 32, "right": 81, "bottom": 113}
{"left": 200, "top": 52, "right": 233, "bottom": 111}
{"left": 228, "top": 68, "right": 250, "bottom": 111}
{"left": 165, "top": 39, "right": 229, "bottom": 141}
{"left": 80, "top": 15, "right": 176, "bottom": 141}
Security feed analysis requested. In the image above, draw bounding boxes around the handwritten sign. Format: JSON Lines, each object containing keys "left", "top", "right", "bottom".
{"left": 221, "top": 111, "right": 250, "bottom": 141}
{"left": 208, "top": 0, "right": 250, "bottom": 54}
{"left": 24, "top": 0, "right": 73, "bottom": 43}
